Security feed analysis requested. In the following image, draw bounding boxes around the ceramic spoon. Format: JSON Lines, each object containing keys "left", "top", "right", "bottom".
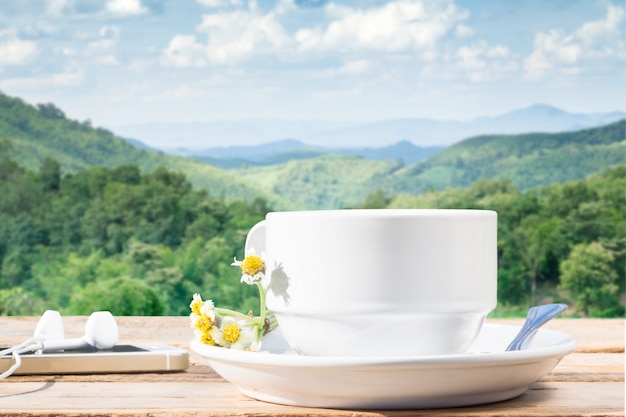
{"left": 505, "top": 303, "right": 568, "bottom": 351}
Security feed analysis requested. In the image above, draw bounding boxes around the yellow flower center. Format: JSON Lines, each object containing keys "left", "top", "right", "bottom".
{"left": 200, "top": 332, "right": 216, "bottom": 346}
{"left": 190, "top": 299, "right": 203, "bottom": 316}
{"left": 223, "top": 324, "right": 241, "bottom": 344}
{"left": 195, "top": 316, "right": 213, "bottom": 333}
{"left": 240, "top": 255, "right": 264, "bottom": 276}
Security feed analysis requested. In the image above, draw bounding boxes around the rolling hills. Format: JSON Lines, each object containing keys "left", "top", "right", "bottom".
{"left": 1, "top": 92, "right": 623, "bottom": 211}
{"left": 388, "top": 119, "right": 626, "bottom": 194}
{"left": 234, "top": 154, "right": 401, "bottom": 209}
{"left": 0, "top": 93, "right": 294, "bottom": 209}
{"left": 231, "top": 120, "right": 625, "bottom": 209}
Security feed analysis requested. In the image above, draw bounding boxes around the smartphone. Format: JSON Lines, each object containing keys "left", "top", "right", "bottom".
{"left": 0, "top": 344, "right": 189, "bottom": 375}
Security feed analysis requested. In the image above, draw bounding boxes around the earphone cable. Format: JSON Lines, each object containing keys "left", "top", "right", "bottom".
{"left": 0, "top": 338, "right": 45, "bottom": 380}
{"left": 0, "top": 336, "right": 42, "bottom": 357}
{"left": 0, "top": 350, "right": 23, "bottom": 380}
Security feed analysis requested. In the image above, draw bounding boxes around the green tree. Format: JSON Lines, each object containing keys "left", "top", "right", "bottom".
{"left": 513, "top": 215, "right": 564, "bottom": 301}
{"left": 359, "top": 188, "right": 392, "bottom": 209}
{"left": 31, "top": 250, "right": 103, "bottom": 308}
{"left": 564, "top": 201, "right": 618, "bottom": 245}
{"left": 0, "top": 287, "right": 44, "bottom": 315}
{"left": 1, "top": 251, "right": 33, "bottom": 288}
{"left": 68, "top": 276, "right": 164, "bottom": 316}
{"left": 0, "top": 139, "right": 13, "bottom": 156}
{"left": 559, "top": 242, "right": 621, "bottom": 317}
{"left": 39, "top": 158, "right": 61, "bottom": 192}
{"left": 36, "top": 102, "right": 66, "bottom": 119}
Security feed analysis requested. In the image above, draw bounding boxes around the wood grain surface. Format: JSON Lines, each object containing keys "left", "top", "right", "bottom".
{"left": 0, "top": 317, "right": 623, "bottom": 417}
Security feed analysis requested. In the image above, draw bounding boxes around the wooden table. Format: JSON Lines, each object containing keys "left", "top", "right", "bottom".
{"left": 0, "top": 317, "right": 623, "bottom": 416}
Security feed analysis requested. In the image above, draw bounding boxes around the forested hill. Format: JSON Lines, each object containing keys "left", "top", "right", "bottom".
{"left": 1, "top": 92, "right": 623, "bottom": 211}
{"left": 0, "top": 93, "right": 290, "bottom": 207}
{"left": 232, "top": 121, "right": 626, "bottom": 209}
{"left": 0, "top": 91, "right": 623, "bottom": 317}
{"left": 389, "top": 120, "right": 626, "bottom": 194}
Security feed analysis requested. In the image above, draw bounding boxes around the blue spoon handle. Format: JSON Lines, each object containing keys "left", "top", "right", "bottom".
{"left": 506, "top": 304, "right": 568, "bottom": 351}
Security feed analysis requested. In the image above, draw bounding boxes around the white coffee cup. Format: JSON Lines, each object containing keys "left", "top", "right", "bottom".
{"left": 245, "top": 209, "right": 497, "bottom": 357}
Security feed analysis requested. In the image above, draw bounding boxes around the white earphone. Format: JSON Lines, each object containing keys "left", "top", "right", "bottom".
{"left": 33, "top": 309, "right": 65, "bottom": 344}
{"left": 0, "top": 310, "right": 119, "bottom": 380}
{"left": 39, "top": 311, "right": 118, "bottom": 352}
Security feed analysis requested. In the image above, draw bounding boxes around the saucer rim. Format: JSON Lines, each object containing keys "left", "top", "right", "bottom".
{"left": 190, "top": 323, "right": 577, "bottom": 369}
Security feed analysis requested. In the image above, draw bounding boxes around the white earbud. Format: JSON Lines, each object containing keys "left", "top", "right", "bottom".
{"left": 40, "top": 311, "right": 119, "bottom": 352}
{"left": 0, "top": 310, "right": 119, "bottom": 380}
{"left": 0, "top": 310, "right": 64, "bottom": 357}
{"left": 33, "top": 310, "right": 65, "bottom": 342}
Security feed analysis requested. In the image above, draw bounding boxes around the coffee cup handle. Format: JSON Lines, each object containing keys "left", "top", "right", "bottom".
{"left": 245, "top": 220, "right": 266, "bottom": 255}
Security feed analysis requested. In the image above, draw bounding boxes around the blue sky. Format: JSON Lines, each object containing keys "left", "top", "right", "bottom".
{"left": 0, "top": 0, "right": 624, "bottom": 132}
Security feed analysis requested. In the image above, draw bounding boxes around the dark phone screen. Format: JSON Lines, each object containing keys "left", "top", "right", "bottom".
{"left": 1, "top": 345, "right": 148, "bottom": 355}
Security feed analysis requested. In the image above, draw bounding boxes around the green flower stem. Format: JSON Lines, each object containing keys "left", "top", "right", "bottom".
{"left": 214, "top": 307, "right": 259, "bottom": 324}
{"left": 256, "top": 282, "right": 267, "bottom": 341}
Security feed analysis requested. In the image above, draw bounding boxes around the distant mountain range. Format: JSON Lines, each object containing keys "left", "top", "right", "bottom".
{"left": 112, "top": 103, "right": 625, "bottom": 149}
{"left": 232, "top": 120, "right": 626, "bottom": 209}
{"left": 1, "top": 91, "right": 624, "bottom": 211}
{"left": 172, "top": 139, "right": 444, "bottom": 169}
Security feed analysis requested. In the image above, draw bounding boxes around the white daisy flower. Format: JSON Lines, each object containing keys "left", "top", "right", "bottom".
{"left": 231, "top": 251, "right": 265, "bottom": 285}
{"left": 210, "top": 316, "right": 256, "bottom": 350}
{"left": 189, "top": 293, "right": 204, "bottom": 316}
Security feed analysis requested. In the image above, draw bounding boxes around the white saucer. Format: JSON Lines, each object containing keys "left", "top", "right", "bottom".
{"left": 191, "top": 323, "right": 576, "bottom": 410}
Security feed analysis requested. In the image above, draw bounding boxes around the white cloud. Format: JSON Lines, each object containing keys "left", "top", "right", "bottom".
{"left": 455, "top": 42, "right": 515, "bottom": 82}
{"left": 162, "top": 4, "right": 293, "bottom": 67}
{"left": 159, "top": 0, "right": 478, "bottom": 78}
{"left": 156, "top": 0, "right": 622, "bottom": 92}
{"left": 296, "top": 0, "right": 468, "bottom": 53}
{"left": 0, "top": 69, "right": 83, "bottom": 90}
{"left": 576, "top": 4, "right": 624, "bottom": 49}
{"left": 456, "top": 24, "right": 474, "bottom": 38}
{"left": 162, "top": 35, "right": 208, "bottom": 68}
{"left": 162, "top": 0, "right": 470, "bottom": 69}
{"left": 97, "top": 54, "right": 121, "bottom": 66}
{"left": 129, "top": 59, "right": 152, "bottom": 72}
{"left": 46, "top": 0, "right": 148, "bottom": 18}
{"left": 105, "top": 0, "right": 148, "bottom": 17}
{"left": 198, "top": 7, "right": 292, "bottom": 64}
{"left": 524, "top": 4, "right": 625, "bottom": 79}
{"left": 22, "top": 21, "right": 59, "bottom": 38}
{"left": 313, "top": 59, "right": 372, "bottom": 78}
{"left": 60, "top": 46, "right": 76, "bottom": 56}
{"left": 0, "top": 29, "right": 39, "bottom": 67}
{"left": 47, "top": 0, "right": 72, "bottom": 15}
{"left": 196, "top": 0, "right": 242, "bottom": 7}
{"left": 337, "top": 59, "right": 370, "bottom": 75}
{"left": 457, "top": 44, "right": 487, "bottom": 71}
{"left": 87, "top": 38, "right": 116, "bottom": 55}
{"left": 486, "top": 45, "right": 509, "bottom": 58}
{"left": 82, "top": 25, "right": 121, "bottom": 65}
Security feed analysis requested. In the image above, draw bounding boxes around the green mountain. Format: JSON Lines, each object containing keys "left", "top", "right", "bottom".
{"left": 233, "top": 154, "right": 401, "bottom": 209}
{"left": 388, "top": 120, "right": 626, "bottom": 194}
{"left": 230, "top": 121, "right": 625, "bottom": 209}
{"left": 0, "top": 93, "right": 292, "bottom": 208}
{"left": 1, "top": 92, "right": 622, "bottom": 211}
